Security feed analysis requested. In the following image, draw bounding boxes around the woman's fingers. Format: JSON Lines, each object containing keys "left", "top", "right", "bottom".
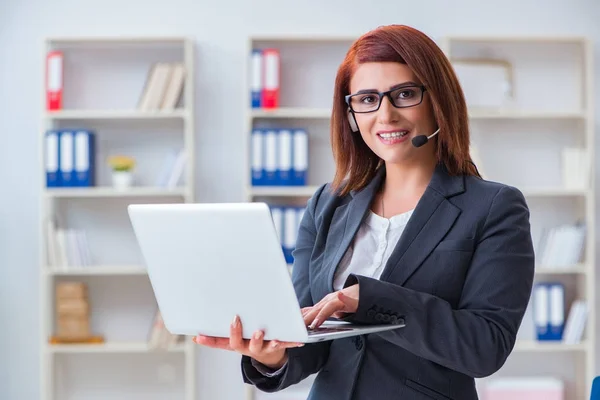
{"left": 229, "top": 315, "right": 247, "bottom": 353}
{"left": 303, "top": 306, "right": 321, "bottom": 326}
{"left": 194, "top": 315, "right": 304, "bottom": 358}
{"left": 248, "top": 330, "right": 264, "bottom": 354}
{"left": 301, "top": 307, "right": 312, "bottom": 317}
{"left": 193, "top": 335, "right": 231, "bottom": 350}
{"left": 278, "top": 341, "right": 305, "bottom": 349}
{"left": 304, "top": 294, "right": 348, "bottom": 328}
{"left": 311, "top": 297, "right": 345, "bottom": 328}
{"left": 303, "top": 289, "right": 358, "bottom": 327}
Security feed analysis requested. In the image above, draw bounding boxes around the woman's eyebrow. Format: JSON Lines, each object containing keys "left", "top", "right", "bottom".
{"left": 388, "top": 81, "right": 420, "bottom": 90}
{"left": 353, "top": 81, "right": 420, "bottom": 94}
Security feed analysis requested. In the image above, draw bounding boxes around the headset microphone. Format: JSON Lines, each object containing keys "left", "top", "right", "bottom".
{"left": 411, "top": 128, "right": 440, "bottom": 148}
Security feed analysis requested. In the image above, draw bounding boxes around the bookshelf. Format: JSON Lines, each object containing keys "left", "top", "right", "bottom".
{"left": 39, "top": 37, "right": 196, "bottom": 400}
{"left": 442, "top": 35, "right": 595, "bottom": 400}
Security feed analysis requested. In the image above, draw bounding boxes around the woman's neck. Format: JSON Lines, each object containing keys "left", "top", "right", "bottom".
{"left": 382, "top": 158, "right": 436, "bottom": 198}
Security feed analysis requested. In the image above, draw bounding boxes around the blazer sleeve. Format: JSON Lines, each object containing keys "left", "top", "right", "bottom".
{"left": 342, "top": 185, "right": 535, "bottom": 378}
{"left": 241, "top": 184, "right": 332, "bottom": 392}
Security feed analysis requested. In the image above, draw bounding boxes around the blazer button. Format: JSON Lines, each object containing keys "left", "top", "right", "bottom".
{"left": 389, "top": 315, "right": 397, "bottom": 324}
{"left": 367, "top": 309, "right": 376, "bottom": 318}
{"left": 382, "top": 314, "right": 390, "bottom": 322}
{"left": 375, "top": 313, "right": 383, "bottom": 322}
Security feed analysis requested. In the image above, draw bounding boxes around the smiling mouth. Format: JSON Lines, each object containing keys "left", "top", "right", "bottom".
{"left": 378, "top": 131, "right": 409, "bottom": 139}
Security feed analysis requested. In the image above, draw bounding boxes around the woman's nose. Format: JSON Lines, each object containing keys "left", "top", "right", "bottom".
{"left": 377, "top": 96, "right": 400, "bottom": 125}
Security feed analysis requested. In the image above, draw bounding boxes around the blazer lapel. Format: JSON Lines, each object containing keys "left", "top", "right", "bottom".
{"left": 379, "top": 164, "right": 464, "bottom": 286}
{"left": 320, "top": 167, "right": 386, "bottom": 293}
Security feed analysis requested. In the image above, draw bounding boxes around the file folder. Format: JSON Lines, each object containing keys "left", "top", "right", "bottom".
{"left": 533, "top": 283, "right": 549, "bottom": 340}
{"left": 250, "top": 49, "right": 263, "bottom": 108}
{"left": 264, "top": 130, "right": 278, "bottom": 185}
{"left": 59, "top": 130, "right": 75, "bottom": 187}
{"left": 251, "top": 129, "right": 264, "bottom": 186}
{"left": 278, "top": 129, "right": 293, "bottom": 185}
{"left": 74, "top": 130, "right": 95, "bottom": 187}
{"left": 46, "top": 51, "right": 63, "bottom": 111}
{"left": 533, "top": 282, "right": 564, "bottom": 341}
{"left": 45, "top": 130, "right": 60, "bottom": 187}
{"left": 261, "top": 49, "right": 280, "bottom": 108}
{"left": 548, "top": 283, "right": 564, "bottom": 340}
{"left": 292, "top": 129, "right": 308, "bottom": 186}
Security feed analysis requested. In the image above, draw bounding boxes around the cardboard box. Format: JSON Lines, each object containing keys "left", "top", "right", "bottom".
{"left": 56, "top": 298, "right": 89, "bottom": 316}
{"left": 57, "top": 316, "right": 90, "bottom": 339}
{"left": 56, "top": 282, "right": 87, "bottom": 300}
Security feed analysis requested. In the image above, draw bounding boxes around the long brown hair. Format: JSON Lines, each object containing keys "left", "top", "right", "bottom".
{"left": 330, "top": 24, "right": 480, "bottom": 196}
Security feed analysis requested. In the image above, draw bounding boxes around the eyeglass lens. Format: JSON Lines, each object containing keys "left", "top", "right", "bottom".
{"left": 349, "top": 86, "right": 424, "bottom": 112}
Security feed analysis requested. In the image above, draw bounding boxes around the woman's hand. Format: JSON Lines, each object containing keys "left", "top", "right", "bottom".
{"left": 302, "top": 284, "right": 359, "bottom": 329}
{"left": 193, "top": 315, "right": 304, "bottom": 370}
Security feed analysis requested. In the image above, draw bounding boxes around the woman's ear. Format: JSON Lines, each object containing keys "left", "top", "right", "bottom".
{"left": 347, "top": 109, "right": 359, "bottom": 133}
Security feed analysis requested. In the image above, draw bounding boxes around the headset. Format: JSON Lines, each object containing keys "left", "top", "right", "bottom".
{"left": 347, "top": 108, "right": 359, "bottom": 133}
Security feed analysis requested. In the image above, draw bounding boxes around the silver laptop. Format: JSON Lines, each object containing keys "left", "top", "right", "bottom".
{"left": 127, "top": 202, "right": 405, "bottom": 343}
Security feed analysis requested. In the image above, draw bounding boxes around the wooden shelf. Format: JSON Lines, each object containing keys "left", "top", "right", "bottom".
{"left": 47, "top": 36, "right": 191, "bottom": 45}
{"left": 446, "top": 35, "right": 589, "bottom": 44}
{"left": 45, "top": 266, "right": 147, "bottom": 276}
{"left": 47, "top": 342, "right": 186, "bottom": 354}
{"left": 469, "top": 109, "right": 586, "bottom": 120}
{"left": 45, "top": 109, "right": 188, "bottom": 121}
{"left": 249, "top": 186, "right": 320, "bottom": 197}
{"left": 514, "top": 340, "right": 588, "bottom": 352}
{"left": 520, "top": 187, "right": 589, "bottom": 197}
{"left": 44, "top": 187, "right": 186, "bottom": 198}
{"left": 535, "top": 264, "right": 587, "bottom": 275}
{"left": 250, "top": 107, "right": 331, "bottom": 119}
{"left": 250, "top": 34, "right": 356, "bottom": 42}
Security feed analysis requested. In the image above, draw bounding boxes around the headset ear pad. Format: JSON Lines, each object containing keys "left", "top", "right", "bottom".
{"left": 347, "top": 109, "right": 359, "bottom": 133}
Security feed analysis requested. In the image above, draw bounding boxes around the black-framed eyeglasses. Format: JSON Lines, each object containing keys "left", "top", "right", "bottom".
{"left": 345, "top": 85, "right": 427, "bottom": 113}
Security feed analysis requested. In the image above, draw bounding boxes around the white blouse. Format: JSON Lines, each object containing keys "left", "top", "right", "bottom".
{"left": 332, "top": 208, "right": 414, "bottom": 291}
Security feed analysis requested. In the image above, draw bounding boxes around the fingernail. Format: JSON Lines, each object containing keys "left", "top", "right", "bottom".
{"left": 271, "top": 341, "right": 279, "bottom": 348}
{"left": 254, "top": 331, "right": 261, "bottom": 340}
{"left": 297, "top": 343, "right": 305, "bottom": 347}
{"left": 232, "top": 315, "right": 239, "bottom": 327}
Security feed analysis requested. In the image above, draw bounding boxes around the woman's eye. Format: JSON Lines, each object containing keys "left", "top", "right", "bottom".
{"left": 360, "top": 95, "right": 378, "bottom": 104}
{"left": 397, "top": 90, "right": 415, "bottom": 99}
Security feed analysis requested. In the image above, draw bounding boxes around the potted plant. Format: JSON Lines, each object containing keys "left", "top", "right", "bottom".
{"left": 107, "top": 155, "right": 136, "bottom": 189}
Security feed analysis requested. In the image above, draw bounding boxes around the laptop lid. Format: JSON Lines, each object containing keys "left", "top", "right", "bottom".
{"left": 128, "top": 202, "right": 311, "bottom": 342}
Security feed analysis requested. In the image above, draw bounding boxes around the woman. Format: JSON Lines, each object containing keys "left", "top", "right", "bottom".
{"left": 195, "top": 24, "right": 535, "bottom": 399}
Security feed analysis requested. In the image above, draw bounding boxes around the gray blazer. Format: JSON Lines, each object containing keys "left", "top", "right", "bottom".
{"left": 242, "top": 163, "right": 535, "bottom": 400}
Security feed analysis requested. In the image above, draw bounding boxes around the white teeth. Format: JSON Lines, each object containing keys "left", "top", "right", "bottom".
{"left": 379, "top": 131, "right": 407, "bottom": 139}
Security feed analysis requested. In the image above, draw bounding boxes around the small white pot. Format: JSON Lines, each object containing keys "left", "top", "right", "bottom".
{"left": 112, "top": 171, "right": 133, "bottom": 190}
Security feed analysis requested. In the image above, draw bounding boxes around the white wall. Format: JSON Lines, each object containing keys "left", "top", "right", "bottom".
{"left": 1, "top": 0, "right": 599, "bottom": 399}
